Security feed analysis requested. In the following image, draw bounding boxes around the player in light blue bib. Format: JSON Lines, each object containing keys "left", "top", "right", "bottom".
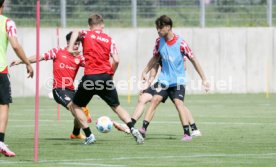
{"left": 140, "top": 15, "right": 210, "bottom": 141}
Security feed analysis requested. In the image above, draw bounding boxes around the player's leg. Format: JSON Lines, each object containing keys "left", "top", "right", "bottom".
{"left": 69, "top": 118, "right": 85, "bottom": 139}
{"left": 82, "top": 106, "right": 92, "bottom": 123}
{"left": 169, "top": 85, "right": 192, "bottom": 141}
{"left": 70, "top": 75, "right": 96, "bottom": 144}
{"left": 173, "top": 99, "right": 192, "bottom": 141}
{"left": 131, "top": 92, "right": 153, "bottom": 126}
{"left": 139, "top": 94, "right": 163, "bottom": 137}
{"left": 183, "top": 105, "right": 201, "bottom": 137}
{"left": 53, "top": 88, "right": 85, "bottom": 139}
{"left": 0, "top": 105, "right": 9, "bottom": 138}
{"left": 112, "top": 121, "right": 130, "bottom": 134}
{"left": 53, "top": 88, "right": 92, "bottom": 123}
{"left": 0, "top": 74, "right": 15, "bottom": 157}
{"left": 139, "top": 83, "right": 168, "bottom": 137}
{"left": 68, "top": 102, "right": 95, "bottom": 144}
{"left": 111, "top": 105, "right": 144, "bottom": 144}
{"left": 98, "top": 74, "right": 144, "bottom": 144}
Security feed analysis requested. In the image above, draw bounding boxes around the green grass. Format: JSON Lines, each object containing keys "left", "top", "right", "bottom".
{"left": 1, "top": 94, "right": 276, "bottom": 166}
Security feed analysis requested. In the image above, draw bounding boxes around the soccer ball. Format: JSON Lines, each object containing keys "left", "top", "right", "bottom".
{"left": 96, "top": 116, "right": 113, "bottom": 133}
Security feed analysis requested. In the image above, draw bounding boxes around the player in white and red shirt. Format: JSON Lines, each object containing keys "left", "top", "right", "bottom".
{"left": 68, "top": 14, "right": 144, "bottom": 145}
{"left": 0, "top": 0, "right": 33, "bottom": 157}
{"left": 10, "top": 32, "right": 91, "bottom": 140}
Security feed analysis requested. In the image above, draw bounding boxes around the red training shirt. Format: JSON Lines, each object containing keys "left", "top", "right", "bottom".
{"left": 80, "top": 29, "right": 118, "bottom": 75}
{"left": 43, "top": 47, "right": 85, "bottom": 90}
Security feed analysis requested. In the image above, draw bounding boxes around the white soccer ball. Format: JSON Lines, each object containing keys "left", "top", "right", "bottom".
{"left": 96, "top": 116, "right": 113, "bottom": 133}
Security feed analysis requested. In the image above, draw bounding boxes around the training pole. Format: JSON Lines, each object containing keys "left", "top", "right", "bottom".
{"left": 34, "top": 0, "right": 40, "bottom": 162}
{"left": 56, "top": 27, "right": 61, "bottom": 121}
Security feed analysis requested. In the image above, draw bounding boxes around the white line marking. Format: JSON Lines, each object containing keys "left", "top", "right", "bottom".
{"left": 1, "top": 153, "right": 276, "bottom": 165}
{"left": 8, "top": 119, "right": 276, "bottom": 125}
{"left": 39, "top": 152, "right": 276, "bottom": 163}
{"left": 59, "top": 162, "right": 126, "bottom": 167}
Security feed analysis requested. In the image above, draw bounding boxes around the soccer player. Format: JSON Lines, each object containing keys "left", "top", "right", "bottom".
{"left": 0, "top": 0, "right": 34, "bottom": 157}
{"left": 139, "top": 15, "right": 209, "bottom": 141}
{"left": 11, "top": 32, "right": 130, "bottom": 136}
{"left": 10, "top": 32, "right": 92, "bottom": 140}
{"left": 68, "top": 14, "right": 144, "bottom": 144}
{"left": 132, "top": 58, "right": 202, "bottom": 138}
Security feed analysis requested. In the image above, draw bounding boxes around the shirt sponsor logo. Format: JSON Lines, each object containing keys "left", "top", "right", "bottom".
{"left": 74, "top": 58, "right": 80, "bottom": 65}
{"left": 91, "top": 34, "right": 96, "bottom": 39}
{"left": 97, "top": 36, "right": 109, "bottom": 43}
{"left": 59, "top": 63, "right": 76, "bottom": 71}
{"left": 91, "top": 34, "right": 109, "bottom": 43}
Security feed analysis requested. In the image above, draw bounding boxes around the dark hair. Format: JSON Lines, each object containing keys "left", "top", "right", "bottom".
{"left": 155, "top": 15, "right": 173, "bottom": 29}
{"left": 88, "top": 14, "right": 104, "bottom": 26}
{"left": 0, "top": 0, "right": 5, "bottom": 7}
{"left": 66, "top": 31, "right": 80, "bottom": 42}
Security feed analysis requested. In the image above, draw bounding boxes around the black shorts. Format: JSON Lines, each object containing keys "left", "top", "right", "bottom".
{"left": 52, "top": 88, "right": 75, "bottom": 109}
{"left": 73, "top": 74, "right": 120, "bottom": 108}
{"left": 0, "top": 74, "right": 12, "bottom": 104}
{"left": 143, "top": 84, "right": 156, "bottom": 96}
{"left": 154, "top": 83, "right": 185, "bottom": 103}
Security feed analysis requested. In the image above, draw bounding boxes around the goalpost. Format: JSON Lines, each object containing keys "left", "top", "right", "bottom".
{"left": 34, "top": 0, "right": 40, "bottom": 162}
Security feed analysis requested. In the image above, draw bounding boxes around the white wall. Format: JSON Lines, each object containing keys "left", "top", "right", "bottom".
{"left": 7, "top": 28, "right": 276, "bottom": 97}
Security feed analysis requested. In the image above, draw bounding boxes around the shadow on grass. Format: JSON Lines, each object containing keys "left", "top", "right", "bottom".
{"left": 144, "top": 133, "right": 178, "bottom": 140}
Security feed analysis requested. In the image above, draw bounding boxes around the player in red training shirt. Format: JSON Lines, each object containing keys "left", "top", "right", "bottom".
{"left": 11, "top": 32, "right": 130, "bottom": 137}
{"left": 10, "top": 32, "right": 92, "bottom": 139}
{"left": 68, "top": 14, "right": 144, "bottom": 144}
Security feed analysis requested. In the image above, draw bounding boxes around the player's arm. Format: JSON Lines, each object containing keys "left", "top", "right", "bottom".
{"left": 189, "top": 56, "right": 210, "bottom": 92}
{"left": 68, "top": 30, "right": 81, "bottom": 55}
{"left": 110, "top": 52, "right": 119, "bottom": 73}
{"left": 10, "top": 54, "right": 45, "bottom": 66}
{"left": 110, "top": 40, "right": 119, "bottom": 73}
{"left": 142, "top": 63, "right": 159, "bottom": 90}
{"left": 8, "top": 31, "right": 33, "bottom": 78}
{"left": 181, "top": 39, "right": 209, "bottom": 92}
{"left": 142, "top": 38, "right": 160, "bottom": 81}
{"left": 141, "top": 56, "right": 159, "bottom": 81}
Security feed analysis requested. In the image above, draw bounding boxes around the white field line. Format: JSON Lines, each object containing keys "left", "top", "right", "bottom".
{"left": 1, "top": 153, "right": 276, "bottom": 165}
{"left": 0, "top": 160, "right": 125, "bottom": 167}
{"left": 59, "top": 162, "right": 126, "bottom": 167}
{"left": 8, "top": 119, "right": 276, "bottom": 126}
{"left": 11, "top": 111, "right": 276, "bottom": 119}
{"left": 39, "top": 152, "right": 276, "bottom": 162}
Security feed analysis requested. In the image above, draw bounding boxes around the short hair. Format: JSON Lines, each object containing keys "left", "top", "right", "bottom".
{"left": 66, "top": 31, "right": 80, "bottom": 42}
{"left": 0, "top": 0, "right": 5, "bottom": 7}
{"left": 155, "top": 15, "right": 173, "bottom": 29}
{"left": 88, "top": 14, "right": 104, "bottom": 26}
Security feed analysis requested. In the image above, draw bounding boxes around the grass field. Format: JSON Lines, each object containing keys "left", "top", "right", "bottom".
{"left": 1, "top": 93, "right": 276, "bottom": 167}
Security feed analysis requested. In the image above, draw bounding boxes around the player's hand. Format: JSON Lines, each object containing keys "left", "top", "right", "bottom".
{"left": 10, "top": 60, "right": 21, "bottom": 67}
{"left": 26, "top": 64, "right": 34, "bottom": 78}
{"left": 141, "top": 72, "right": 147, "bottom": 81}
{"left": 202, "top": 79, "right": 210, "bottom": 92}
{"left": 139, "top": 80, "right": 149, "bottom": 95}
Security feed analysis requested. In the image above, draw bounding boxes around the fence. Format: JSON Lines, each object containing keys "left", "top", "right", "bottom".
{"left": 3, "top": 0, "right": 276, "bottom": 27}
